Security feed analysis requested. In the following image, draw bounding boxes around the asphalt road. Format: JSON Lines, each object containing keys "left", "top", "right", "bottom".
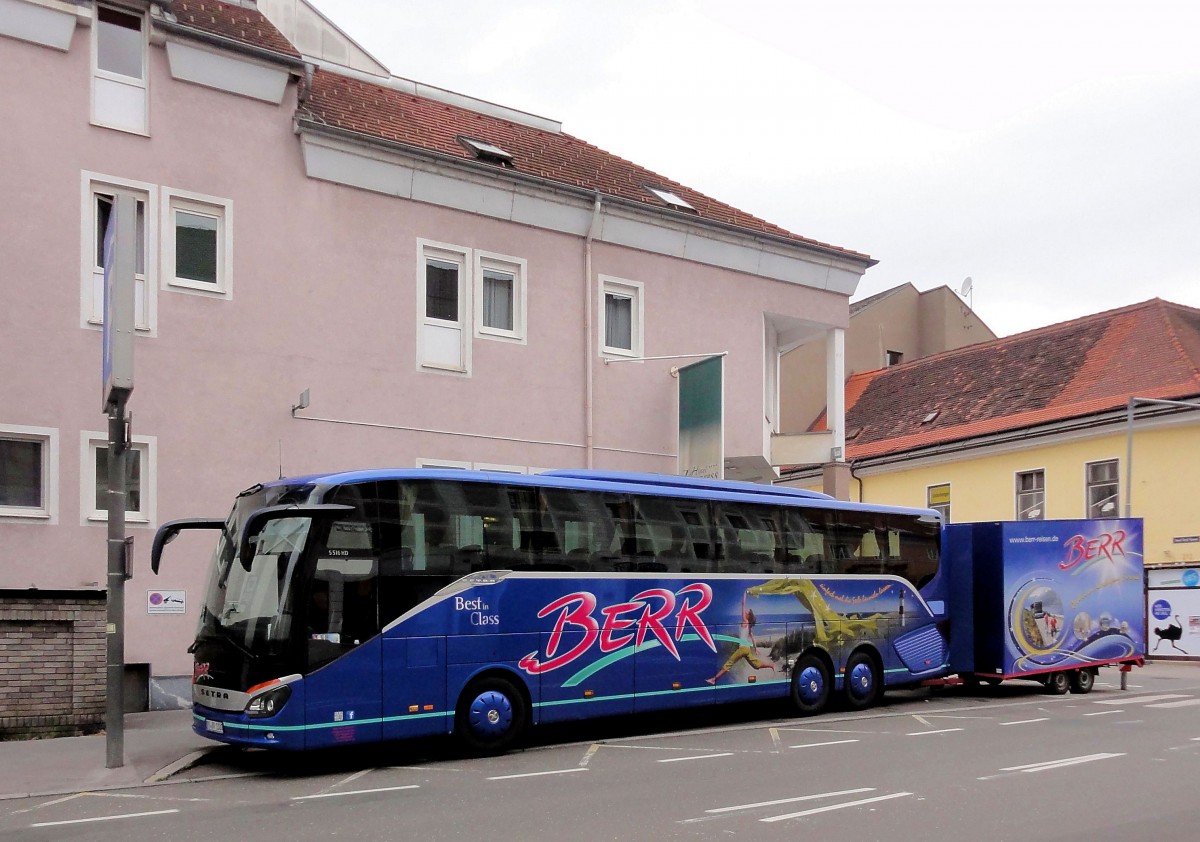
{"left": 5, "top": 666, "right": 1200, "bottom": 842}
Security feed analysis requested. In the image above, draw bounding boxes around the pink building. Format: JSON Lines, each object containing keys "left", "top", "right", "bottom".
{"left": 0, "top": 0, "right": 872, "bottom": 732}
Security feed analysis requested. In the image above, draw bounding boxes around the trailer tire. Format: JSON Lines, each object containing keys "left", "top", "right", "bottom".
{"left": 1044, "top": 671, "right": 1070, "bottom": 695}
{"left": 1069, "top": 669, "right": 1095, "bottom": 694}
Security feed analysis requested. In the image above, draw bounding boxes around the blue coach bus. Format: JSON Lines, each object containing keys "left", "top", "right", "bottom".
{"left": 152, "top": 469, "right": 950, "bottom": 753}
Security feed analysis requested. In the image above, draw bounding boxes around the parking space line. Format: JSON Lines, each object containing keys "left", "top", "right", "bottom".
{"left": 1084, "top": 710, "right": 1121, "bottom": 716}
{"left": 1093, "top": 694, "right": 1188, "bottom": 705}
{"left": 906, "top": 728, "right": 963, "bottom": 736}
{"left": 1001, "top": 718, "right": 1048, "bottom": 726}
{"left": 31, "top": 809, "right": 179, "bottom": 828}
{"left": 999, "top": 753, "right": 1124, "bottom": 774}
{"left": 1147, "top": 699, "right": 1200, "bottom": 708}
{"left": 292, "top": 785, "right": 419, "bottom": 801}
{"left": 658, "top": 752, "right": 734, "bottom": 763}
{"left": 761, "top": 792, "right": 912, "bottom": 822}
{"left": 706, "top": 787, "right": 875, "bottom": 815}
{"left": 789, "top": 739, "right": 859, "bottom": 749}
{"left": 488, "top": 768, "right": 588, "bottom": 781}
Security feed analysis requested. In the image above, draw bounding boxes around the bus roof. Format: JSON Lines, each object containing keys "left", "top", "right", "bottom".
{"left": 261, "top": 468, "right": 939, "bottom": 520}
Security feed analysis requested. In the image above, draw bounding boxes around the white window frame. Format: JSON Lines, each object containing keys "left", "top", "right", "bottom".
{"left": 926, "top": 482, "right": 950, "bottom": 524}
{"left": 600, "top": 275, "right": 644, "bottom": 359}
{"left": 91, "top": 2, "right": 149, "bottom": 135}
{"left": 0, "top": 424, "right": 59, "bottom": 523}
{"left": 80, "top": 431, "right": 156, "bottom": 526}
{"left": 418, "top": 459, "right": 531, "bottom": 474}
{"left": 417, "top": 240, "right": 472, "bottom": 375}
{"left": 1015, "top": 468, "right": 1046, "bottom": 521}
{"left": 416, "top": 458, "right": 472, "bottom": 470}
{"left": 474, "top": 251, "right": 527, "bottom": 343}
{"left": 1084, "top": 458, "right": 1121, "bottom": 519}
{"left": 161, "top": 188, "right": 234, "bottom": 299}
{"left": 81, "top": 172, "right": 158, "bottom": 335}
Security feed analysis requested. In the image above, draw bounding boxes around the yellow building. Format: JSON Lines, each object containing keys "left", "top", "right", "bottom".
{"left": 779, "top": 299, "right": 1200, "bottom": 568}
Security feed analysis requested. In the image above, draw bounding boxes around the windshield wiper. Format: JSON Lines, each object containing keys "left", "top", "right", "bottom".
{"left": 189, "top": 630, "right": 257, "bottom": 660}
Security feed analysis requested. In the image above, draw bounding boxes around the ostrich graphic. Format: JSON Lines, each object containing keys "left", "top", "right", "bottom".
{"left": 1152, "top": 615, "right": 1187, "bottom": 654}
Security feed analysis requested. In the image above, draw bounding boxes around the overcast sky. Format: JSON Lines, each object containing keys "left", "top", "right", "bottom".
{"left": 314, "top": 0, "right": 1200, "bottom": 337}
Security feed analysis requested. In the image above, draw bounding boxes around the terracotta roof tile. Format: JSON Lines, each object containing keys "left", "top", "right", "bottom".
{"left": 299, "top": 69, "right": 871, "bottom": 258}
{"left": 169, "top": 0, "right": 301, "bottom": 60}
{"left": 821, "top": 298, "right": 1200, "bottom": 464}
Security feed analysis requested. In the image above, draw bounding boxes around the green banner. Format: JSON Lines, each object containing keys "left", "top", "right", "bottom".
{"left": 678, "top": 356, "right": 723, "bottom": 479}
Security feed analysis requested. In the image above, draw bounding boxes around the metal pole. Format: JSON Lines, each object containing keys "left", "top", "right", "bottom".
{"left": 1124, "top": 398, "right": 1134, "bottom": 518}
{"left": 105, "top": 397, "right": 127, "bottom": 769}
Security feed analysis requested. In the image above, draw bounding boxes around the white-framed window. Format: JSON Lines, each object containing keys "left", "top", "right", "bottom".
{"left": 416, "top": 458, "right": 472, "bottom": 470}
{"left": 600, "top": 276, "right": 644, "bottom": 358}
{"left": 926, "top": 483, "right": 950, "bottom": 523}
{"left": 81, "top": 173, "right": 157, "bottom": 333}
{"left": 1085, "top": 459, "right": 1120, "bottom": 518}
{"left": 0, "top": 424, "right": 59, "bottom": 522}
{"left": 162, "top": 188, "right": 233, "bottom": 298}
{"left": 81, "top": 431, "right": 156, "bottom": 525}
{"left": 417, "top": 241, "right": 471, "bottom": 374}
{"left": 92, "top": 3, "right": 148, "bottom": 135}
{"left": 474, "top": 252, "right": 527, "bottom": 343}
{"left": 418, "top": 459, "right": 532, "bottom": 474}
{"left": 1016, "top": 469, "right": 1045, "bottom": 520}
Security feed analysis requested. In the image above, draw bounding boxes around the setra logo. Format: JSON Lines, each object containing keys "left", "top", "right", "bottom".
{"left": 193, "top": 662, "right": 212, "bottom": 683}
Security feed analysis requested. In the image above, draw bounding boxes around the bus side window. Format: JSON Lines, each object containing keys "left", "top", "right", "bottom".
{"left": 783, "top": 509, "right": 822, "bottom": 574}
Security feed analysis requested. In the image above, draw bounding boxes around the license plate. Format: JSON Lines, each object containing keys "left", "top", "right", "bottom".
{"left": 205, "top": 719, "right": 225, "bottom": 734}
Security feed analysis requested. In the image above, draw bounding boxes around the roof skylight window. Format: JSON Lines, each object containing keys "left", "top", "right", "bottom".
{"left": 645, "top": 185, "right": 695, "bottom": 212}
{"left": 921, "top": 411, "right": 939, "bottom": 424}
{"left": 458, "top": 136, "right": 514, "bottom": 167}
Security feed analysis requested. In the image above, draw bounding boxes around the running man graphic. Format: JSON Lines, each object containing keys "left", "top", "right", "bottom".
{"left": 707, "top": 594, "right": 775, "bottom": 684}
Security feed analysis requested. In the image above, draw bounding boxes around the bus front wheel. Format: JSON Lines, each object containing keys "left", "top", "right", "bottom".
{"left": 455, "top": 676, "right": 527, "bottom": 755}
{"left": 790, "top": 654, "right": 831, "bottom": 716}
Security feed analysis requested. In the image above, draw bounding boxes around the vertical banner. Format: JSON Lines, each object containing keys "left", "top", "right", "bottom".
{"left": 102, "top": 194, "right": 136, "bottom": 410}
{"left": 678, "top": 355, "right": 723, "bottom": 479}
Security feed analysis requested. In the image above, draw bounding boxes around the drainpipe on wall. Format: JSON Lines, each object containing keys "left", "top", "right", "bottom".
{"left": 849, "top": 460, "right": 864, "bottom": 503}
{"left": 584, "top": 196, "right": 603, "bottom": 469}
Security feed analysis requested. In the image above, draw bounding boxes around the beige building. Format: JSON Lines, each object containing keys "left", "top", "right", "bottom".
{"left": 780, "top": 283, "right": 994, "bottom": 434}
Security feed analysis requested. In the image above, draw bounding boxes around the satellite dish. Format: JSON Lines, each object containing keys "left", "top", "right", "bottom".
{"left": 960, "top": 276, "right": 973, "bottom": 297}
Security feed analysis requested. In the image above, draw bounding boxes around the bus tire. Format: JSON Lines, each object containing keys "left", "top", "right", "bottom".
{"left": 790, "top": 653, "right": 831, "bottom": 716}
{"left": 842, "top": 651, "right": 881, "bottom": 710}
{"left": 1044, "top": 671, "right": 1070, "bottom": 695}
{"left": 455, "top": 675, "right": 527, "bottom": 755}
{"left": 1069, "top": 669, "right": 1095, "bottom": 694}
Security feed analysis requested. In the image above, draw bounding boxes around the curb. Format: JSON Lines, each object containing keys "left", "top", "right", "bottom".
{"left": 143, "top": 748, "right": 217, "bottom": 784}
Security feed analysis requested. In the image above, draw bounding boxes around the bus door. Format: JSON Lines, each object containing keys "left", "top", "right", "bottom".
{"left": 300, "top": 522, "right": 383, "bottom": 749}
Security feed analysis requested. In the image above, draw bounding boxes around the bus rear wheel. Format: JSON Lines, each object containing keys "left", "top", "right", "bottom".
{"left": 790, "top": 653, "right": 831, "bottom": 716}
{"left": 1069, "top": 669, "right": 1095, "bottom": 694}
{"left": 456, "top": 676, "right": 527, "bottom": 755}
{"left": 842, "top": 651, "right": 881, "bottom": 710}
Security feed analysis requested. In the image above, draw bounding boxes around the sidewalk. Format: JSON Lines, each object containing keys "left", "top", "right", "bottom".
{"left": 0, "top": 710, "right": 213, "bottom": 800}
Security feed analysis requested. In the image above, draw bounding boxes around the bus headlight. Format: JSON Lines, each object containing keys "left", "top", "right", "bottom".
{"left": 246, "top": 685, "right": 292, "bottom": 718}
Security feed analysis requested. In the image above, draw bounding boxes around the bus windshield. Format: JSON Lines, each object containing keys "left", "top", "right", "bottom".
{"left": 195, "top": 484, "right": 317, "bottom": 661}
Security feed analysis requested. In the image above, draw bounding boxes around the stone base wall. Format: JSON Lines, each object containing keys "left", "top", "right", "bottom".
{"left": 0, "top": 591, "right": 105, "bottom": 740}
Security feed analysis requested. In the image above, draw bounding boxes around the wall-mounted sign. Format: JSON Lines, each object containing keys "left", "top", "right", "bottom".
{"left": 147, "top": 590, "right": 185, "bottom": 614}
{"left": 1173, "top": 536, "right": 1200, "bottom": 544}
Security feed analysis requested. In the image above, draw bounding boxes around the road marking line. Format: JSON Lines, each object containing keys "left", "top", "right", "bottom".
{"left": 906, "top": 728, "right": 963, "bottom": 736}
{"left": 773, "top": 727, "right": 879, "bottom": 734}
{"left": 579, "top": 744, "right": 602, "bottom": 767}
{"left": 769, "top": 728, "right": 783, "bottom": 752}
{"left": 1093, "top": 694, "right": 1188, "bottom": 705}
{"left": 1000, "top": 753, "right": 1124, "bottom": 774}
{"left": 1148, "top": 699, "right": 1200, "bottom": 709}
{"left": 1001, "top": 718, "right": 1048, "bottom": 726}
{"left": 10, "top": 792, "right": 86, "bottom": 815}
{"left": 31, "top": 809, "right": 179, "bottom": 827}
{"left": 1084, "top": 710, "right": 1121, "bottom": 716}
{"left": 912, "top": 715, "right": 932, "bottom": 727}
{"left": 292, "top": 785, "right": 419, "bottom": 800}
{"left": 761, "top": 792, "right": 912, "bottom": 822}
{"left": 707, "top": 788, "right": 875, "bottom": 815}
{"left": 487, "top": 768, "right": 588, "bottom": 780}
{"left": 658, "top": 752, "right": 734, "bottom": 763}
{"left": 789, "top": 739, "right": 860, "bottom": 749}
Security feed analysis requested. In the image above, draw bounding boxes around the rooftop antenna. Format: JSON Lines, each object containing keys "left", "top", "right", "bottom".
{"left": 959, "top": 276, "right": 974, "bottom": 327}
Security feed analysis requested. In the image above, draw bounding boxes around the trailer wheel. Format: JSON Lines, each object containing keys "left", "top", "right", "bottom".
{"left": 1069, "top": 669, "right": 1095, "bottom": 694}
{"left": 1044, "top": 672, "right": 1070, "bottom": 695}
{"left": 842, "top": 651, "right": 881, "bottom": 710}
{"left": 790, "top": 653, "right": 831, "bottom": 715}
{"left": 455, "top": 675, "right": 527, "bottom": 755}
